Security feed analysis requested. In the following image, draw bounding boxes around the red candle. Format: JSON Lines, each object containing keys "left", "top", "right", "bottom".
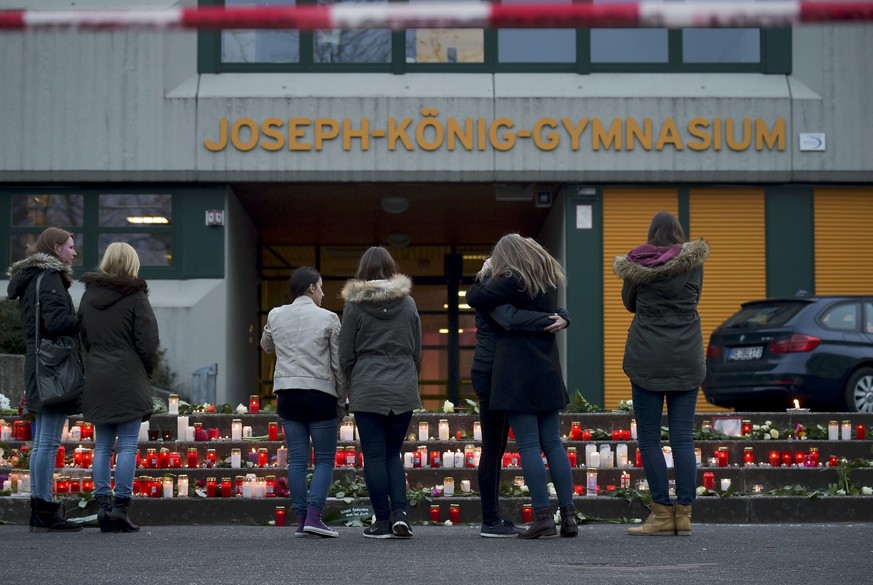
{"left": 266, "top": 475, "right": 276, "bottom": 497}
{"left": 582, "top": 429, "right": 591, "bottom": 441}
{"left": 70, "top": 479, "right": 81, "bottom": 493}
{"left": 716, "top": 447, "right": 729, "bottom": 467}
{"left": 56, "top": 476, "right": 70, "bottom": 494}
{"left": 162, "top": 429, "right": 173, "bottom": 441}
{"left": 206, "top": 477, "right": 217, "bottom": 497}
{"left": 857, "top": 425, "right": 866, "bottom": 441}
{"left": 168, "top": 451, "right": 182, "bottom": 468}
{"left": 208, "top": 428, "right": 220, "bottom": 441}
{"left": 743, "top": 447, "right": 755, "bottom": 465}
{"left": 149, "top": 478, "right": 161, "bottom": 498}
{"left": 429, "top": 450, "right": 441, "bottom": 468}
{"left": 258, "top": 448, "right": 268, "bottom": 468}
{"left": 136, "top": 451, "right": 142, "bottom": 468}
{"left": 133, "top": 477, "right": 143, "bottom": 496}
{"left": 782, "top": 451, "right": 793, "bottom": 467}
{"left": 187, "top": 448, "right": 199, "bottom": 468}
{"left": 702, "top": 472, "right": 715, "bottom": 490}
{"left": 221, "top": 477, "right": 233, "bottom": 498}
{"left": 145, "top": 448, "right": 157, "bottom": 468}
{"left": 335, "top": 449, "right": 345, "bottom": 467}
{"left": 742, "top": 420, "right": 752, "bottom": 436}
{"left": 794, "top": 451, "right": 806, "bottom": 465}
{"left": 620, "top": 429, "right": 631, "bottom": 441}
{"left": 55, "top": 445, "right": 66, "bottom": 469}
{"left": 430, "top": 505, "right": 441, "bottom": 522}
{"left": 465, "top": 445, "right": 475, "bottom": 468}
{"left": 346, "top": 446, "right": 357, "bottom": 468}
{"left": 502, "top": 452, "right": 511, "bottom": 468}
{"left": 235, "top": 476, "right": 244, "bottom": 496}
{"left": 828, "top": 455, "right": 839, "bottom": 467}
{"left": 275, "top": 506, "right": 286, "bottom": 527}
{"left": 207, "top": 448, "right": 217, "bottom": 466}
{"left": 249, "top": 395, "right": 260, "bottom": 414}
{"left": 449, "top": 504, "right": 460, "bottom": 523}
{"left": 768, "top": 450, "right": 781, "bottom": 467}
{"left": 635, "top": 450, "right": 642, "bottom": 467}
{"left": 611, "top": 430, "right": 621, "bottom": 441}
{"left": 508, "top": 427, "right": 515, "bottom": 441}
{"left": 606, "top": 484, "right": 616, "bottom": 492}
{"left": 158, "top": 448, "right": 170, "bottom": 468}
{"left": 194, "top": 423, "right": 208, "bottom": 442}
{"left": 82, "top": 477, "right": 94, "bottom": 492}
{"left": 522, "top": 504, "right": 533, "bottom": 523}
{"left": 509, "top": 452, "right": 520, "bottom": 467}
{"left": 569, "top": 422, "right": 581, "bottom": 441}
{"left": 82, "top": 448, "right": 93, "bottom": 468}
{"left": 73, "top": 447, "right": 83, "bottom": 467}
{"left": 268, "top": 422, "right": 279, "bottom": 441}
{"left": 81, "top": 422, "right": 94, "bottom": 440}
{"left": 413, "top": 449, "right": 422, "bottom": 469}
{"left": 567, "top": 447, "right": 577, "bottom": 467}
{"left": 808, "top": 448, "right": 820, "bottom": 467}
{"left": 574, "top": 484, "right": 584, "bottom": 496}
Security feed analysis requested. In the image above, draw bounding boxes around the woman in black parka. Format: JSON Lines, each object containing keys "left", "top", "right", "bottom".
{"left": 79, "top": 242, "right": 159, "bottom": 533}
{"left": 6, "top": 227, "right": 83, "bottom": 532}
{"left": 614, "top": 211, "right": 709, "bottom": 537}
{"left": 465, "top": 234, "right": 576, "bottom": 539}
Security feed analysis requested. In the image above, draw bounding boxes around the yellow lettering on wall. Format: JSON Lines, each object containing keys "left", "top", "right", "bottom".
{"left": 592, "top": 118, "right": 622, "bottom": 151}
{"left": 713, "top": 118, "right": 723, "bottom": 151}
{"left": 532, "top": 118, "right": 560, "bottom": 151}
{"left": 260, "top": 118, "right": 285, "bottom": 152}
{"left": 687, "top": 118, "right": 712, "bottom": 151}
{"left": 288, "top": 118, "right": 312, "bottom": 152}
{"left": 756, "top": 118, "right": 785, "bottom": 151}
{"left": 231, "top": 118, "right": 259, "bottom": 152}
{"left": 416, "top": 109, "right": 445, "bottom": 151}
{"left": 477, "top": 119, "right": 488, "bottom": 151}
{"left": 655, "top": 118, "right": 684, "bottom": 151}
{"left": 489, "top": 119, "right": 515, "bottom": 152}
{"left": 315, "top": 118, "right": 340, "bottom": 151}
{"left": 561, "top": 118, "right": 590, "bottom": 151}
{"left": 343, "top": 118, "right": 370, "bottom": 151}
{"left": 204, "top": 118, "right": 228, "bottom": 152}
{"left": 388, "top": 118, "right": 414, "bottom": 151}
{"left": 726, "top": 118, "right": 752, "bottom": 151}
{"left": 625, "top": 118, "right": 652, "bottom": 151}
{"left": 447, "top": 118, "right": 474, "bottom": 151}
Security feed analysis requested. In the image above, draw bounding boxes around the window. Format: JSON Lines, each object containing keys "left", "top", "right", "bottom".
{"left": 820, "top": 303, "right": 859, "bottom": 332}
{"left": 201, "top": 0, "right": 789, "bottom": 74}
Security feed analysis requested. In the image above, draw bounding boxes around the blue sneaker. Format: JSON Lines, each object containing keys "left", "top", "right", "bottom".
{"left": 480, "top": 517, "right": 525, "bottom": 538}
{"left": 362, "top": 521, "right": 394, "bottom": 539}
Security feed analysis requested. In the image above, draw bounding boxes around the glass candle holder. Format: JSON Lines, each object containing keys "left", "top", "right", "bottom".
{"left": 443, "top": 476, "right": 455, "bottom": 495}
{"left": 702, "top": 471, "right": 715, "bottom": 490}
{"left": 856, "top": 425, "right": 866, "bottom": 441}
{"left": 206, "top": 477, "right": 217, "bottom": 498}
{"left": 430, "top": 504, "right": 441, "bottom": 522}
{"left": 207, "top": 448, "right": 217, "bottom": 466}
{"left": 418, "top": 421, "right": 429, "bottom": 441}
{"left": 438, "top": 419, "right": 449, "bottom": 441}
{"left": 716, "top": 447, "right": 729, "bottom": 467}
{"left": 566, "top": 447, "right": 577, "bottom": 467}
{"left": 231, "top": 419, "right": 242, "bottom": 441}
{"left": 168, "top": 393, "right": 179, "bottom": 415}
{"left": 249, "top": 395, "right": 260, "bottom": 414}
{"left": 275, "top": 506, "right": 286, "bottom": 527}
{"left": 257, "top": 448, "right": 268, "bottom": 468}
{"left": 231, "top": 448, "right": 241, "bottom": 468}
{"left": 162, "top": 477, "right": 174, "bottom": 498}
{"left": 266, "top": 475, "right": 276, "bottom": 497}
{"left": 768, "top": 450, "right": 781, "bottom": 467}
{"left": 620, "top": 470, "right": 631, "bottom": 489}
{"left": 168, "top": 451, "right": 182, "bottom": 469}
{"left": 177, "top": 475, "right": 189, "bottom": 497}
{"left": 828, "top": 420, "right": 839, "bottom": 440}
{"left": 449, "top": 504, "right": 460, "bottom": 523}
{"left": 221, "top": 477, "right": 233, "bottom": 498}
{"left": 743, "top": 447, "right": 755, "bottom": 466}
{"left": 841, "top": 420, "right": 852, "bottom": 441}
{"left": 742, "top": 420, "right": 752, "bottom": 436}
{"left": 464, "top": 444, "right": 475, "bottom": 468}
{"left": 586, "top": 468, "right": 598, "bottom": 496}
{"left": 522, "top": 504, "right": 533, "bottom": 524}
{"left": 187, "top": 447, "right": 199, "bottom": 468}
{"left": 473, "top": 421, "right": 482, "bottom": 442}
{"left": 268, "top": 422, "right": 279, "bottom": 442}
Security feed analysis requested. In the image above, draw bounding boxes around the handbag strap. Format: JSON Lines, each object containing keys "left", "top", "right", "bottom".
{"left": 34, "top": 271, "right": 45, "bottom": 351}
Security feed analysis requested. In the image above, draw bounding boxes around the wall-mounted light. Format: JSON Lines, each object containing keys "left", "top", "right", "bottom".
{"left": 381, "top": 197, "right": 409, "bottom": 214}
{"left": 127, "top": 216, "right": 169, "bottom": 224}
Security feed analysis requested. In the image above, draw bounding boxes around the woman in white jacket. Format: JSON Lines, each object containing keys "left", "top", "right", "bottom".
{"left": 261, "top": 267, "right": 348, "bottom": 538}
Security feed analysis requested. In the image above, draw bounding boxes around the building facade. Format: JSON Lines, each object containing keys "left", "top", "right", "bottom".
{"left": 2, "top": 0, "right": 872, "bottom": 411}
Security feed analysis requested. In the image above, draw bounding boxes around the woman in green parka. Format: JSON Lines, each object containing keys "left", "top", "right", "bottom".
{"left": 613, "top": 211, "right": 709, "bottom": 537}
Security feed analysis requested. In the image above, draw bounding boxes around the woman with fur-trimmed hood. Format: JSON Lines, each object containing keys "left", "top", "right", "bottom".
{"left": 339, "top": 246, "right": 421, "bottom": 539}
{"left": 613, "top": 211, "right": 709, "bottom": 537}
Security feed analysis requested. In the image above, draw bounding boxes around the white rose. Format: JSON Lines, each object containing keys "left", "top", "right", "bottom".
{"left": 696, "top": 486, "right": 707, "bottom": 495}
{"left": 765, "top": 420, "right": 772, "bottom": 426}
{"left": 235, "top": 403, "right": 248, "bottom": 415}
{"left": 861, "top": 486, "right": 873, "bottom": 495}
{"left": 752, "top": 425, "right": 761, "bottom": 431}
{"left": 836, "top": 489, "right": 846, "bottom": 495}
{"left": 444, "top": 519, "right": 453, "bottom": 526}
{"left": 770, "top": 429, "right": 780, "bottom": 439}
{"left": 443, "top": 400, "right": 455, "bottom": 413}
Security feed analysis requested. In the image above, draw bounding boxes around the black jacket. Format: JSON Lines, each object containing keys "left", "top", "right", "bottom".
{"left": 78, "top": 272, "right": 159, "bottom": 424}
{"left": 6, "top": 253, "right": 81, "bottom": 414}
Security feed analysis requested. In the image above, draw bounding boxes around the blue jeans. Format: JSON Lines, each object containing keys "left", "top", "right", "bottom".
{"left": 281, "top": 417, "right": 338, "bottom": 518}
{"left": 507, "top": 410, "right": 574, "bottom": 512}
{"left": 631, "top": 382, "right": 698, "bottom": 506}
{"left": 93, "top": 418, "right": 142, "bottom": 500}
{"left": 472, "top": 368, "right": 511, "bottom": 523}
{"left": 354, "top": 410, "right": 412, "bottom": 523}
{"left": 30, "top": 408, "right": 68, "bottom": 501}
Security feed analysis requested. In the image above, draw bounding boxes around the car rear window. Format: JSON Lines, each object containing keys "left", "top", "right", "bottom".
{"left": 722, "top": 302, "right": 808, "bottom": 328}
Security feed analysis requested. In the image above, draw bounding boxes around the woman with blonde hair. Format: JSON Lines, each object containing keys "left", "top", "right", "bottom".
{"left": 79, "top": 242, "right": 160, "bottom": 533}
{"left": 7, "top": 227, "right": 83, "bottom": 532}
{"left": 466, "top": 234, "right": 576, "bottom": 539}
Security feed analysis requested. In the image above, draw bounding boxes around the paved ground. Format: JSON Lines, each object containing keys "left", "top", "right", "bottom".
{"left": 1, "top": 522, "right": 870, "bottom": 584}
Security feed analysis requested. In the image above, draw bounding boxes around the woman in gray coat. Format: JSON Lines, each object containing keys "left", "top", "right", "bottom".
{"left": 339, "top": 247, "right": 421, "bottom": 539}
{"left": 613, "top": 212, "right": 709, "bottom": 537}
{"left": 79, "top": 242, "right": 159, "bottom": 533}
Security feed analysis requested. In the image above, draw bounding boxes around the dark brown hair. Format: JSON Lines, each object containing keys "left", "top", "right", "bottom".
{"left": 647, "top": 212, "right": 685, "bottom": 247}
{"left": 26, "top": 227, "right": 74, "bottom": 258}
{"left": 290, "top": 266, "right": 321, "bottom": 299}
{"left": 355, "top": 246, "right": 398, "bottom": 281}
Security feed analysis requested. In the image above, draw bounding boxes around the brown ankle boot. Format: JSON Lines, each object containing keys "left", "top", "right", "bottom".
{"left": 518, "top": 509, "right": 557, "bottom": 539}
{"left": 627, "top": 502, "right": 676, "bottom": 536}
{"left": 674, "top": 504, "right": 692, "bottom": 536}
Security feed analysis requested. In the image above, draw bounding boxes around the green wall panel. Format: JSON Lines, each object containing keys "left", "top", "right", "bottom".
{"left": 765, "top": 187, "right": 814, "bottom": 297}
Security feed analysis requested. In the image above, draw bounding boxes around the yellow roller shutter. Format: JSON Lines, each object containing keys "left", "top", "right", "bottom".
{"left": 690, "top": 189, "right": 767, "bottom": 412}
{"left": 815, "top": 189, "right": 873, "bottom": 294}
{"left": 602, "top": 189, "right": 677, "bottom": 411}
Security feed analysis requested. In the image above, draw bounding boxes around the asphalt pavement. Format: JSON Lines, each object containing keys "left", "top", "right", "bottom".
{"left": 1, "top": 522, "right": 871, "bottom": 584}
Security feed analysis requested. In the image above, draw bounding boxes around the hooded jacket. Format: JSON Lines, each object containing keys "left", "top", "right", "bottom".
{"left": 260, "top": 295, "right": 349, "bottom": 408}
{"left": 613, "top": 238, "right": 710, "bottom": 392}
{"left": 77, "top": 271, "right": 159, "bottom": 424}
{"left": 6, "top": 253, "right": 80, "bottom": 414}
{"left": 338, "top": 275, "right": 422, "bottom": 415}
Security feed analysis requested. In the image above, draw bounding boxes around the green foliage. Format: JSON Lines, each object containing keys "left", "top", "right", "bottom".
{"left": 563, "top": 390, "right": 602, "bottom": 413}
{"left": 0, "top": 299, "right": 25, "bottom": 355}
{"left": 328, "top": 475, "right": 369, "bottom": 500}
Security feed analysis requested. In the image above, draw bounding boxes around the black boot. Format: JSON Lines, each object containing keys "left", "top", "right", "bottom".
{"left": 518, "top": 509, "right": 557, "bottom": 539}
{"left": 110, "top": 497, "right": 140, "bottom": 533}
{"left": 32, "top": 498, "right": 83, "bottom": 532}
{"left": 95, "top": 495, "right": 113, "bottom": 533}
{"left": 559, "top": 505, "right": 578, "bottom": 537}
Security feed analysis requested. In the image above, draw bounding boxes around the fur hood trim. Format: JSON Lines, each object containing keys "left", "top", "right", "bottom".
{"left": 613, "top": 239, "right": 709, "bottom": 283}
{"left": 7, "top": 252, "right": 72, "bottom": 280}
{"left": 81, "top": 272, "right": 149, "bottom": 296}
{"left": 341, "top": 274, "right": 412, "bottom": 304}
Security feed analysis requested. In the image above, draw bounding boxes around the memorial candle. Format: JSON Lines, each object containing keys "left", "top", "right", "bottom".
{"left": 702, "top": 472, "right": 715, "bottom": 490}
{"left": 742, "top": 420, "right": 752, "bottom": 436}
{"left": 430, "top": 505, "right": 441, "bottom": 522}
{"left": 277, "top": 446, "right": 288, "bottom": 468}
{"left": 275, "top": 506, "right": 286, "bottom": 527}
{"left": 465, "top": 444, "right": 475, "bottom": 468}
{"left": 443, "top": 477, "right": 455, "bottom": 495}
{"left": 569, "top": 421, "right": 581, "bottom": 440}
{"left": 177, "top": 475, "right": 189, "bottom": 497}
{"left": 345, "top": 446, "right": 356, "bottom": 468}
{"left": 82, "top": 476, "right": 93, "bottom": 492}
{"left": 249, "top": 395, "right": 260, "bottom": 414}
{"left": 419, "top": 421, "right": 429, "bottom": 441}
{"left": 187, "top": 447, "right": 199, "bottom": 468}
{"left": 442, "top": 450, "right": 454, "bottom": 469}
{"left": 616, "top": 444, "right": 628, "bottom": 468}
{"left": 163, "top": 477, "right": 174, "bottom": 498}
{"left": 566, "top": 447, "right": 577, "bottom": 467}
{"left": 0, "top": 422, "right": 11, "bottom": 441}
{"left": 168, "top": 393, "right": 179, "bottom": 415}
{"left": 340, "top": 421, "right": 354, "bottom": 442}
{"left": 782, "top": 451, "right": 792, "bottom": 467}
{"left": 231, "top": 419, "right": 242, "bottom": 441}
{"left": 473, "top": 421, "right": 482, "bottom": 442}
{"left": 522, "top": 504, "right": 533, "bottom": 523}
{"left": 720, "top": 478, "right": 731, "bottom": 491}
{"left": 769, "top": 450, "right": 781, "bottom": 467}
{"left": 857, "top": 425, "right": 866, "bottom": 441}
{"left": 55, "top": 445, "right": 66, "bottom": 469}
{"left": 429, "top": 450, "right": 441, "bottom": 468}
{"left": 268, "top": 422, "right": 279, "bottom": 442}
{"left": 206, "top": 477, "right": 217, "bottom": 497}
{"left": 586, "top": 468, "right": 598, "bottom": 495}
{"left": 461, "top": 479, "right": 471, "bottom": 493}
{"left": 266, "top": 475, "right": 277, "bottom": 497}
{"left": 177, "top": 415, "right": 189, "bottom": 443}
{"left": 207, "top": 448, "right": 217, "bottom": 466}
{"left": 168, "top": 451, "right": 182, "bottom": 469}
{"left": 841, "top": 420, "right": 852, "bottom": 441}
{"left": 620, "top": 429, "right": 631, "bottom": 441}
{"left": 158, "top": 448, "right": 170, "bottom": 468}
{"left": 828, "top": 420, "right": 839, "bottom": 440}
{"left": 828, "top": 455, "right": 839, "bottom": 467}
{"left": 582, "top": 429, "right": 592, "bottom": 441}
{"left": 716, "top": 447, "right": 729, "bottom": 468}
{"left": 630, "top": 420, "right": 637, "bottom": 439}
{"left": 258, "top": 448, "right": 268, "bottom": 468}
{"left": 231, "top": 448, "right": 241, "bottom": 468}
{"left": 81, "top": 422, "right": 94, "bottom": 441}
{"left": 438, "top": 419, "right": 449, "bottom": 441}
{"left": 221, "top": 477, "right": 233, "bottom": 498}
{"left": 449, "top": 504, "right": 460, "bottom": 523}
{"left": 743, "top": 447, "right": 755, "bottom": 466}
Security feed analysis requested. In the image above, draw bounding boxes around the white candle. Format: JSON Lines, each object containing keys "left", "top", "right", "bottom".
{"left": 19, "top": 473, "right": 30, "bottom": 493}
{"left": 231, "top": 448, "right": 241, "bottom": 468}
{"left": 461, "top": 479, "right": 471, "bottom": 493}
{"left": 419, "top": 445, "right": 429, "bottom": 468}
{"left": 721, "top": 478, "right": 731, "bottom": 491}
{"left": 599, "top": 445, "right": 613, "bottom": 469}
{"left": 61, "top": 420, "right": 69, "bottom": 442}
{"left": 828, "top": 420, "right": 839, "bottom": 441}
{"left": 616, "top": 444, "right": 628, "bottom": 467}
{"left": 695, "top": 448, "right": 702, "bottom": 465}
{"left": 630, "top": 420, "right": 637, "bottom": 439}
{"left": 589, "top": 451, "right": 601, "bottom": 469}
{"left": 0, "top": 423, "right": 11, "bottom": 441}
{"left": 276, "top": 446, "right": 288, "bottom": 468}
{"left": 442, "top": 451, "right": 454, "bottom": 469}
{"left": 663, "top": 446, "right": 674, "bottom": 469}
{"left": 177, "top": 475, "right": 189, "bottom": 497}
{"left": 455, "top": 450, "right": 464, "bottom": 468}
{"left": 841, "top": 420, "right": 852, "bottom": 441}
{"left": 1, "top": 480, "right": 9, "bottom": 492}
{"left": 168, "top": 394, "right": 179, "bottom": 415}
{"left": 231, "top": 419, "right": 242, "bottom": 441}
{"left": 340, "top": 422, "right": 354, "bottom": 442}
{"left": 473, "top": 421, "right": 482, "bottom": 442}
{"left": 438, "top": 419, "right": 449, "bottom": 441}
{"left": 138, "top": 422, "right": 149, "bottom": 443}
{"left": 403, "top": 452, "right": 413, "bottom": 468}
{"left": 586, "top": 469, "right": 598, "bottom": 495}
{"left": 585, "top": 444, "right": 597, "bottom": 467}
{"left": 256, "top": 480, "right": 267, "bottom": 498}
{"left": 177, "top": 415, "right": 189, "bottom": 442}
{"left": 69, "top": 426, "right": 81, "bottom": 442}
{"left": 186, "top": 426, "right": 195, "bottom": 442}
{"left": 162, "top": 477, "right": 174, "bottom": 498}
{"left": 418, "top": 421, "right": 429, "bottom": 441}
{"left": 242, "top": 426, "right": 252, "bottom": 438}
{"left": 443, "top": 477, "right": 455, "bottom": 495}
{"left": 474, "top": 447, "right": 481, "bottom": 467}
{"left": 241, "top": 481, "right": 253, "bottom": 498}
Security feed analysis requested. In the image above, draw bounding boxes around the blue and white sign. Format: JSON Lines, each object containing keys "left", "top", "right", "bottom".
{"left": 799, "top": 133, "right": 826, "bottom": 152}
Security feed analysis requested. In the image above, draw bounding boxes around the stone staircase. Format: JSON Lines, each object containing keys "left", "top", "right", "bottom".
{"left": 1, "top": 410, "right": 872, "bottom": 526}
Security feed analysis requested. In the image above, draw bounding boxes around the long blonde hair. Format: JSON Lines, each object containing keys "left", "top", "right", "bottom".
{"left": 99, "top": 242, "right": 141, "bottom": 279}
{"left": 489, "top": 234, "right": 565, "bottom": 297}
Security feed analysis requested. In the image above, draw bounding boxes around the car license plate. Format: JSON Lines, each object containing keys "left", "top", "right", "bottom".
{"left": 729, "top": 346, "right": 763, "bottom": 361}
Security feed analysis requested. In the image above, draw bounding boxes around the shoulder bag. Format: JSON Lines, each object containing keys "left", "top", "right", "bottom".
{"left": 34, "top": 272, "right": 85, "bottom": 405}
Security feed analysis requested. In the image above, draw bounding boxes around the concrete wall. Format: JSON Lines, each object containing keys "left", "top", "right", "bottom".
{"left": 0, "top": 2, "right": 871, "bottom": 183}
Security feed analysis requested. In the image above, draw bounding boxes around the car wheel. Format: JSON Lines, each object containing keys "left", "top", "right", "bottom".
{"left": 844, "top": 367, "right": 873, "bottom": 413}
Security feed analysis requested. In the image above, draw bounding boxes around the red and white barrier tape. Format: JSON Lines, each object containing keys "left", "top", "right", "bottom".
{"left": 1, "top": 3, "right": 873, "bottom": 32}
